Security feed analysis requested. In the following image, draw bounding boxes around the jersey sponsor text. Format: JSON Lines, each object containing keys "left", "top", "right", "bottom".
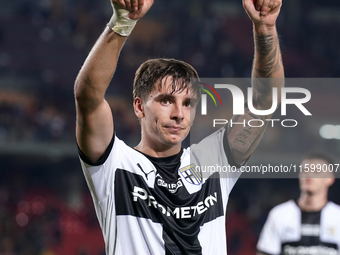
{"left": 132, "top": 186, "right": 218, "bottom": 219}
{"left": 283, "top": 244, "right": 337, "bottom": 255}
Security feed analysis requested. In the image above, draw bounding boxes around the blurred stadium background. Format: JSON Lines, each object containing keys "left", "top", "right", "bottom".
{"left": 1, "top": 0, "right": 340, "bottom": 254}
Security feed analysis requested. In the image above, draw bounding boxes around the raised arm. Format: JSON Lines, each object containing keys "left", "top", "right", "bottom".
{"left": 225, "top": 0, "right": 284, "bottom": 165}
{"left": 74, "top": 0, "right": 153, "bottom": 162}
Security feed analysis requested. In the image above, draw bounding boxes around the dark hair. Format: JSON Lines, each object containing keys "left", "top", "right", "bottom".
{"left": 302, "top": 151, "right": 335, "bottom": 165}
{"left": 133, "top": 58, "right": 201, "bottom": 100}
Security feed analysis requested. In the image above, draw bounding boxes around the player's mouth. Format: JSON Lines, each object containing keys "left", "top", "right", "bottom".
{"left": 166, "top": 126, "right": 185, "bottom": 132}
{"left": 302, "top": 179, "right": 313, "bottom": 186}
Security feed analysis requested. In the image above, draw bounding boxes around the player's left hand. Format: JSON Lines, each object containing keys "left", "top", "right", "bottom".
{"left": 243, "top": 0, "right": 282, "bottom": 27}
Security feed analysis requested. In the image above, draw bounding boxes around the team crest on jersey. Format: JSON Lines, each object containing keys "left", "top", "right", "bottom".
{"left": 179, "top": 164, "right": 202, "bottom": 185}
{"left": 328, "top": 227, "right": 335, "bottom": 236}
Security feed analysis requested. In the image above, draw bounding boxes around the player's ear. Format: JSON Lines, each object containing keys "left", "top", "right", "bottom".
{"left": 133, "top": 97, "right": 145, "bottom": 119}
{"left": 326, "top": 177, "right": 335, "bottom": 187}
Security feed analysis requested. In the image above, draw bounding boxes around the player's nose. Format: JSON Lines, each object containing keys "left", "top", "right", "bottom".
{"left": 171, "top": 104, "right": 184, "bottom": 121}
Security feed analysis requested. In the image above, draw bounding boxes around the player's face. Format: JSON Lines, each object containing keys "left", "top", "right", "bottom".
{"left": 137, "top": 78, "right": 198, "bottom": 148}
{"left": 299, "top": 158, "right": 334, "bottom": 195}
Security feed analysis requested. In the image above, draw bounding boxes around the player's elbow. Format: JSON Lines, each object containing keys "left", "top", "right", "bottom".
{"left": 74, "top": 76, "right": 100, "bottom": 111}
{"left": 74, "top": 74, "right": 90, "bottom": 100}
{"left": 74, "top": 80, "right": 86, "bottom": 104}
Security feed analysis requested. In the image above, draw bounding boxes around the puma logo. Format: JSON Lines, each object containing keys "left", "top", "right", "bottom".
{"left": 137, "top": 163, "right": 155, "bottom": 180}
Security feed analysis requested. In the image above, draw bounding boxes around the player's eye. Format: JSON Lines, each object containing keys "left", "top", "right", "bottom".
{"left": 161, "top": 98, "right": 171, "bottom": 105}
{"left": 184, "top": 100, "right": 191, "bottom": 107}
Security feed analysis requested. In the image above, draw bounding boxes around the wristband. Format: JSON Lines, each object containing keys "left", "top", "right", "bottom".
{"left": 107, "top": 2, "right": 137, "bottom": 37}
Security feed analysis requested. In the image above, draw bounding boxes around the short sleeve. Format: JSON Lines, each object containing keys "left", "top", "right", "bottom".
{"left": 257, "top": 209, "right": 281, "bottom": 255}
{"left": 190, "top": 127, "right": 245, "bottom": 211}
{"left": 78, "top": 134, "right": 124, "bottom": 204}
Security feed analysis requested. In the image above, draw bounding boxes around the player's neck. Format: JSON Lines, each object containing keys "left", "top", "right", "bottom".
{"left": 134, "top": 140, "right": 182, "bottom": 158}
{"left": 298, "top": 192, "right": 328, "bottom": 212}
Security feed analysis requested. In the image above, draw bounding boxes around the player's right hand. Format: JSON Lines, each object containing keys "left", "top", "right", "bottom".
{"left": 112, "top": 0, "right": 154, "bottom": 20}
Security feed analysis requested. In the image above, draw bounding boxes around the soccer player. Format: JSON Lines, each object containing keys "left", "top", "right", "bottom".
{"left": 257, "top": 152, "right": 340, "bottom": 255}
{"left": 74, "top": 0, "right": 283, "bottom": 254}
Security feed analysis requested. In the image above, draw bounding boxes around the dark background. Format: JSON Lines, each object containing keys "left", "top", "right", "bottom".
{"left": 1, "top": 0, "right": 340, "bottom": 254}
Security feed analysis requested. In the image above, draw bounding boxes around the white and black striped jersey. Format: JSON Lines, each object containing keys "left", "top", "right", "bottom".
{"left": 78, "top": 127, "right": 242, "bottom": 255}
{"left": 257, "top": 200, "right": 340, "bottom": 255}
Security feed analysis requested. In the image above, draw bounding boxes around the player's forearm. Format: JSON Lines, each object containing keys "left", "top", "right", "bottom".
{"left": 251, "top": 24, "right": 284, "bottom": 108}
{"left": 253, "top": 24, "right": 283, "bottom": 79}
{"left": 74, "top": 27, "right": 127, "bottom": 111}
